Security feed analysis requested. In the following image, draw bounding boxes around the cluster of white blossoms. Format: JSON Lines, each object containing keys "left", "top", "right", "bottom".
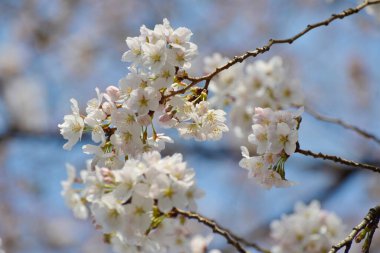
{"left": 270, "top": 201, "right": 345, "bottom": 253}
{"left": 239, "top": 107, "right": 302, "bottom": 189}
{"left": 61, "top": 151, "right": 207, "bottom": 252}
{"left": 204, "top": 54, "right": 303, "bottom": 138}
{"left": 59, "top": 19, "right": 226, "bottom": 253}
{"left": 122, "top": 18, "right": 197, "bottom": 74}
{"left": 163, "top": 99, "right": 228, "bottom": 141}
{"left": 58, "top": 19, "right": 228, "bottom": 157}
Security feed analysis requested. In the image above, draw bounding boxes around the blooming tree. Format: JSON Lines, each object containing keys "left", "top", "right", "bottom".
{"left": 58, "top": 1, "right": 380, "bottom": 253}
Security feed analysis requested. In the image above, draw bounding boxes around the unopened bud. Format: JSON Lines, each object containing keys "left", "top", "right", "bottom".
{"left": 159, "top": 113, "right": 173, "bottom": 123}
{"left": 102, "top": 101, "right": 113, "bottom": 115}
{"left": 104, "top": 176, "right": 114, "bottom": 184}
{"left": 100, "top": 167, "right": 110, "bottom": 175}
{"left": 106, "top": 85, "right": 120, "bottom": 101}
{"left": 164, "top": 105, "right": 173, "bottom": 113}
{"left": 176, "top": 69, "right": 187, "bottom": 79}
{"left": 100, "top": 167, "right": 114, "bottom": 183}
{"left": 355, "top": 229, "right": 368, "bottom": 243}
{"left": 137, "top": 114, "right": 151, "bottom": 126}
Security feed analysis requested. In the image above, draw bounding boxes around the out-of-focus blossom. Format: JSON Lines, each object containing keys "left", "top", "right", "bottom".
{"left": 0, "top": 238, "right": 5, "bottom": 253}
{"left": 3, "top": 77, "right": 49, "bottom": 132}
{"left": 204, "top": 54, "right": 303, "bottom": 138}
{"left": 0, "top": 44, "right": 27, "bottom": 77}
{"left": 366, "top": 1, "right": 380, "bottom": 21}
{"left": 270, "top": 201, "right": 345, "bottom": 253}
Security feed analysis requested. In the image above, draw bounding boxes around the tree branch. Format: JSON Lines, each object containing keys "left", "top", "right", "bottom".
{"left": 166, "top": 0, "right": 380, "bottom": 98}
{"left": 329, "top": 205, "right": 380, "bottom": 253}
{"left": 295, "top": 146, "right": 380, "bottom": 173}
{"left": 172, "top": 208, "right": 271, "bottom": 253}
{"left": 305, "top": 106, "right": 380, "bottom": 145}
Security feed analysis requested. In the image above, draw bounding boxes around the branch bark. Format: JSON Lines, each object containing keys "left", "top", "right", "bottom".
{"left": 172, "top": 208, "right": 271, "bottom": 253}
{"left": 295, "top": 146, "right": 380, "bottom": 173}
{"left": 329, "top": 205, "right": 380, "bottom": 253}
{"left": 305, "top": 106, "right": 380, "bottom": 145}
{"left": 166, "top": 0, "right": 380, "bottom": 98}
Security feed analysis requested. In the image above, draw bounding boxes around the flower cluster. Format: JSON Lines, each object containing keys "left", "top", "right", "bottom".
{"left": 164, "top": 99, "right": 228, "bottom": 141}
{"left": 122, "top": 18, "right": 198, "bottom": 73}
{"left": 110, "top": 218, "right": 218, "bottom": 253}
{"left": 59, "top": 19, "right": 227, "bottom": 253}
{"left": 270, "top": 201, "right": 345, "bottom": 253}
{"left": 58, "top": 19, "right": 228, "bottom": 160}
{"left": 204, "top": 54, "right": 303, "bottom": 138}
{"left": 61, "top": 163, "right": 88, "bottom": 220}
{"left": 62, "top": 151, "right": 205, "bottom": 252}
{"left": 239, "top": 107, "right": 302, "bottom": 189}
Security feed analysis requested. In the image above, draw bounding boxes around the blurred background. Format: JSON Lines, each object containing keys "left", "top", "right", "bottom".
{"left": 0, "top": 0, "right": 379, "bottom": 252}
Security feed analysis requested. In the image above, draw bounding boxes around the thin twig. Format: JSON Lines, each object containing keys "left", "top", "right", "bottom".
{"left": 172, "top": 208, "right": 271, "bottom": 253}
{"left": 165, "top": 0, "right": 380, "bottom": 98}
{"left": 295, "top": 146, "right": 380, "bottom": 173}
{"left": 305, "top": 106, "right": 380, "bottom": 145}
{"left": 329, "top": 205, "right": 380, "bottom": 253}
{"left": 234, "top": 235, "right": 272, "bottom": 253}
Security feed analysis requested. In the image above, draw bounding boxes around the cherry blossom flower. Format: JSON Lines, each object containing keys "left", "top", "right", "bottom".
{"left": 122, "top": 37, "right": 143, "bottom": 64}
{"left": 58, "top": 98, "right": 84, "bottom": 150}
{"left": 126, "top": 87, "right": 161, "bottom": 116}
{"left": 91, "top": 194, "right": 126, "bottom": 233}
{"left": 61, "top": 164, "right": 88, "bottom": 219}
{"left": 269, "top": 122, "right": 298, "bottom": 155}
{"left": 239, "top": 108, "right": 301, "bottom": 188}
{"left": 270, "top": 201, "right": 345, "bottom": 253}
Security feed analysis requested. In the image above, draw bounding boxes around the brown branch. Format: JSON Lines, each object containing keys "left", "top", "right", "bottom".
{"left": 305, "top": 106, "right": 380, "bottom": 145}
{"left": 295, "top": 146, "right": 380, "bottom": 173}
{"left": 233, "top": 236, "right": 272, "bottom": 253}
{"left": 172, "top": 208, "right": 271, "bottom": 253}
{"left": 165, "top": 0, "right": 380, "bottom": 98}
{"left": 329, "top": 205, "right": 380, "bottom": 253}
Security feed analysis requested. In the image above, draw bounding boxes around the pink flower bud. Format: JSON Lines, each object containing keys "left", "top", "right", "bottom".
{"left": 100, "top": 167, "right": 114, "bottom": 184}
{"left": 164, "top": 104, "right": 173, "bottom": 113}
{"left": 100, "top": 167, "right": 111, "bottom": 177}
{"left": 104, "top": 176, "right": 114, "bottom": 184}
{"left": 137, "top": 114, "right": 151, "bottom": 126}
{"left": 106, "top": 85, "right": 120, "bottom": 101}
{"left": 102, "top": 101, "right": 113, "bottom": 115}
{"left": 159, "top": 113, "right": 173, "bottom": 123}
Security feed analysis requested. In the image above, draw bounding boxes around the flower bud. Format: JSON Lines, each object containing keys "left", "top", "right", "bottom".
{"left": 137, "top": 114, "right": 151, "bottom": 126}
{"left": 159, "top": 113, "right": 173, "bottom": 123}
{"left": 102, "top": 102, "right": 113, "bottom": 115}
{"left": 100, "top": 167, "right": 114, "bottom": 184}
{"left": 176, "top": 69, "right": 187, "bottom": 79}
{"left": 106, "top": 85, "right": 120, "bottom": 101}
